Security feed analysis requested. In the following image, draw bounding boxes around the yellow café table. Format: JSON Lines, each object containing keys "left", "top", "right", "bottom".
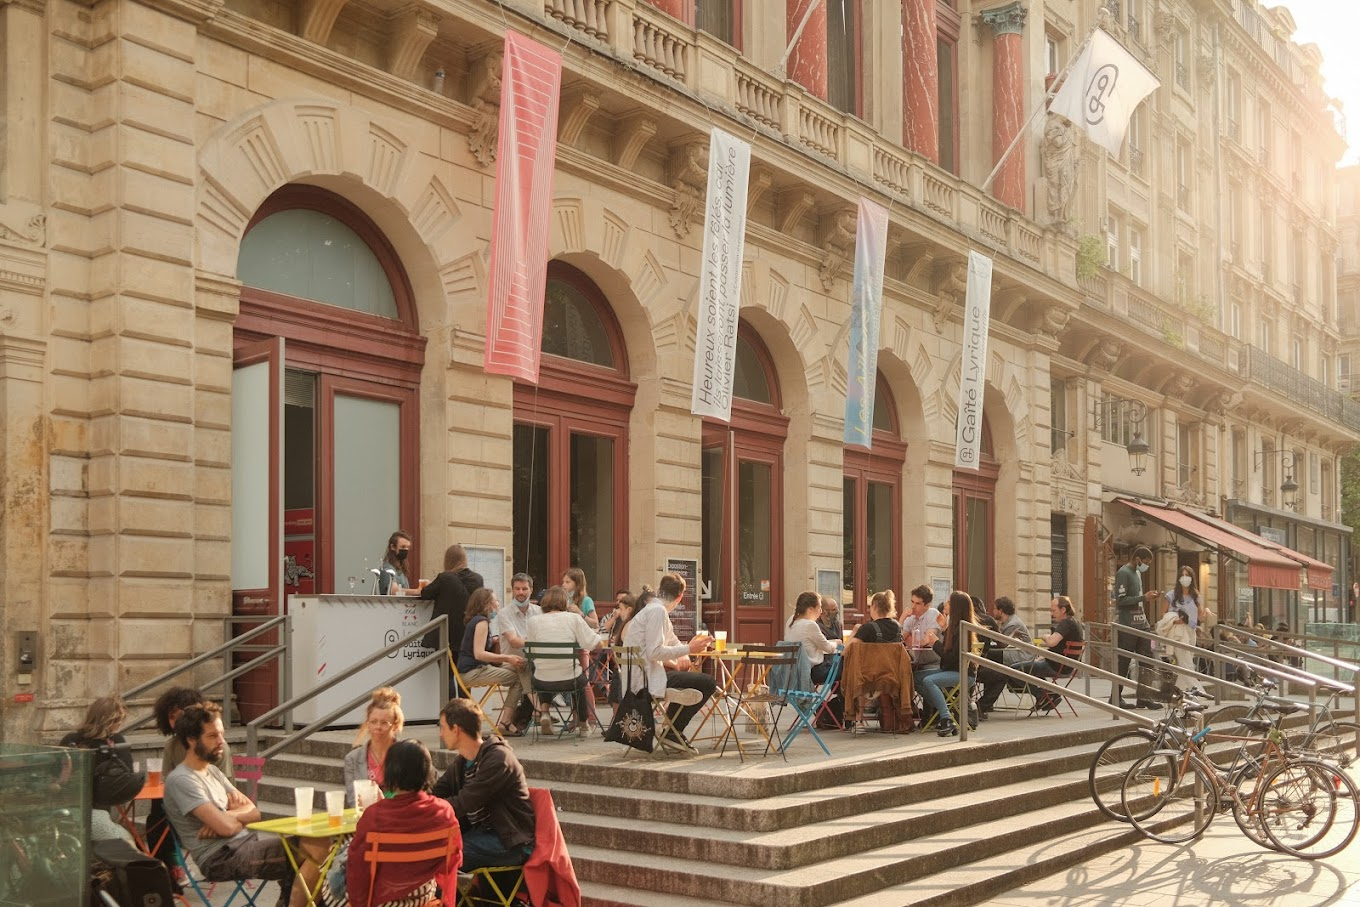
{"left": 248, "top": 807, "right": 360, "bottom": 907}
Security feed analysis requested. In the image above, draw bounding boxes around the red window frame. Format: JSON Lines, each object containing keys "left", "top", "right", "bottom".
{"left": 936, "top": 1, "right": 961, "bottom": 174}
{"left": 843, "top": 374, "right": 905, "bottom": 609}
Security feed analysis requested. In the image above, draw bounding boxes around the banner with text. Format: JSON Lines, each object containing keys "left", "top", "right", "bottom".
{"left": 690, "top": 128, "right": 751, "bottom": 421}
{"left": 843, "top": 198, "right": 889, "bottom": 447}
{"left": 484, "top": 32, "right": 563, "bottom": 383}
{"left": 954, "top": 251, "right": 993, "bottom": 470}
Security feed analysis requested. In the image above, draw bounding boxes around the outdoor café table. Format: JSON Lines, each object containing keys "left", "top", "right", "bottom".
{"left": 690, "top": 648, "right": 782, "bottom": 750}
{"left": 247, "top": 807, "right": 359, "bottom": 907}
{"left": 115, "top": 780, "right": 167, "bottom": 857}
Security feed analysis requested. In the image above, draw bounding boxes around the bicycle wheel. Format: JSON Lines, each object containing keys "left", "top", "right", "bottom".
{"left": 1122, "top": 752, "right": 1219, "bottom": 844}
{"left": 1229, "top": 755, "right": 1281, "bottom": 852}
{"left": 1259, "top": 759, "right": 1360, "bottom": 860}
{"left": 1088, "top": 728, "right": 1159, "bottom": 822}
{"left": 1202, "top": 704, "right": 1265, "bottom": 771}
{"left": 1299, "top": 720, "right": 1360, "bottom": 770}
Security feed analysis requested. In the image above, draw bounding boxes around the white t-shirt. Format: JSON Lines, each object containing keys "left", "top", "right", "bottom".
{"left": 785, "top": 617, "right": 838, "bottom": 666}
{"left": 526, "top": 611, "right": 599, "bottom": 683}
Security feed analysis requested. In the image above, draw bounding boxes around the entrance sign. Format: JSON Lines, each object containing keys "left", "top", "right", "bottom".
{"left": 690, "top": 128, "right": 752, "bottom": 421}
{"left": 484, "top": 32, "right": 563, "bottom": 383}
{"left": 954, "top": 251, "right": 993, "bottom": 470}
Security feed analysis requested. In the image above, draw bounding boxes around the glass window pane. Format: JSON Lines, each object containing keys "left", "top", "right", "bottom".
{"left": 937, "top": 38, "right": 957, "bottom": 173}
{"left": 827, "top": 0, "right": 858, "bottom": 115}
{"left": 283, "top": 370, "right": 315, "bottom": 510}
{"left": 737, "top": 461, "right": 772, "bottom": 607}
{"left": 867, "top": 481, "right": 894, "bottom": 595}
{"left": 569, "top": 433, "right": 616, "bottom": 596}
{"left": 733, "top": 336, "right": 771, "bottom": 403}
{"left": 238, "top": 209, "right": 398, "bottom": 318}
{"left": 695, "top": 0, "right": 735, "bottom": 45}
{"left": 542, "top": 279, "right": 614, "bottom": 368}
{"left": 333, "top": 395, "right": 401, "bottom": 593}
{"left": 963, "top": 497, "right": 990, "bottom": 597}
{"left": 871, "top": 382, "right": 892, "bottom": 432}
{"left": 843, "top": 477, "right": 857, "bottom": 601}
{"left": 702, "top": 449, "right": 725, "bottom": 602}
{"left": 513, "top": 424, "right": 550, "bottom": 593}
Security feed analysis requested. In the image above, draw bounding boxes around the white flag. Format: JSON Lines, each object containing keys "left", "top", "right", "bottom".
{"left": 954, "top": 251, "right": 992, "bottom": 471}
{"left": 691, "top": 128, "right": 751, "bottom": 421}
{"left": 1050, "top": 29, "right": 1160, "bottom": 156}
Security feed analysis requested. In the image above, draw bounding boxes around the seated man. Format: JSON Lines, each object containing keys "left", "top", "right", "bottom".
{"left": 976, "top": 596, "right": 1032, "bottom": 716}
{"left": 899, "top": 585, "right": 940, "bottom": 646}
{"left": 163, "top": 704, "right": 330, "bottom": 907}
{"left": 1013, "top": 596, "right": 1084, "bottom": 712}
{"left": 434, "top": 698, "right": 535, "bottom": 871}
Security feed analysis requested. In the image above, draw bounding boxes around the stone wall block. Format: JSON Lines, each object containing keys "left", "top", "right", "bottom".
{"left": 48, "top": 255, "right": 94, "bottom": 301}
{"left": 118, "top": 209, "right": 195, "bottom": 265}
{"left": 117, "top": 82, "right": 196, "bottom": 145}
{"left": 119, "top": 169, "right": 196, "bottom": 225}
{"left": 118, "top": 126, "right": 196, "bottom": 183}
{"left": 49, "top": 532, "right": 91, "bottom": 577}
{"left": 51, "top": 122, "right": 116, "bottom": 179}
{"left": 47, "top": 578, "right": 92, "bottom": 619}
{"left": 49, "top": 454, "right": 89, "bottom": 497}
{"left": 192, "top": 538, "right": 230, "bottom": 576}
{"left": 191, "top": 581, "right": 233, "bottom": 613}
{"left": 119, "top": 455, "right": 193, "bottom": 501}
{"left": 118, "top": 39, "right": 195, "bottom": 104}
{"left": 194, "top": 463, "right": 230, "bottom": 506}
{"left": 50, "top": 80, "right": 101, "bottom": 131}
{"left": 116, "top": 618, "right": 191, "bottom": 657}
{"left": 193, "top": 353, "right": 231, "bottom": 394}
{"left": 194, "top": 387, "right": 231, "bottom": 431}
{"left": 117, "top": 534, "right": 194, "bottom": 577}
{"left": 47, "top": 208, "right": 110, "bottom": 258}
{"left": 118, "top": 2, "right": 197, "bottom": 63}
{"left": 195, "top": 74, "right": 268, "bottom": 126}
{"left": 49, "top": 335, "right": 92, "bottom": 377}
{"left": 106, "top": 375, "right": 191, "bottom": 424}
{"left": 194, "top": 501, "right": 231, "bottom": 540}
{"left": 194, "top": 425, "right": 230, "bottom": 467}
{"left": 197, "top": 35, "right": 248, "bottom": 88}
{"left": 50, "top": 495, "right": 88, "bottom": 535}
{"left": 118, "top": 259, "right": 195, "bottom": 311}
{"left": 49, "top": 416, "right": 89, "bottom": 456}
{"left": 86, "top": 448, "right": 118, "bottom": 494}
{"left": 114, "top": 336, "right": 194, "bottom": 385}
{"left": 87, "top": 493, "right": 116, "bottom": 535}
{"left": 193, "top": 319, "right": 236, "bottom": 364}
{"left": 119, "top": 415, "right": 194, "bottom": 461}
{"left": 118, "top": 497, "right": 196, "bottom": 540}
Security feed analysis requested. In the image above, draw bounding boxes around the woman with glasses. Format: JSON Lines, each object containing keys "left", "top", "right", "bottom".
{"left": 343, "top": 687, "right": 403, "bottom": 807}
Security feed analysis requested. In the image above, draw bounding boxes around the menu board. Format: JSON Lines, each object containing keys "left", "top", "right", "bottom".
{"left": 666, "top": 556, "right": 699, "bottom": 641}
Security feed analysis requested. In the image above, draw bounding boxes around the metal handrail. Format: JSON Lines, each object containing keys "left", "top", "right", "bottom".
{"left": 245, "top": 616, "right": 449, "bottom": 760}
{"left": 120, "top": 615, "right": 289, "bottom": 733}
{"left": 1209, "top": 623, "right": 1359, "bottom": 678}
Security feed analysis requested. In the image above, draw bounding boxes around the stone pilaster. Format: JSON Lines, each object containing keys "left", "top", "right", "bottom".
{"left": 982, "top": 2, "right": 1028, "bottom": 211}
{"left": 902, "top": 0, "right": 939, "bottom": 162}
{"left": 787, "top": 0, "right": 828, "bottom": 100}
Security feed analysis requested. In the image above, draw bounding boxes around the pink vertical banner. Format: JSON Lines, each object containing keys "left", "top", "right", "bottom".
{"left": 484, "top": 32, "right": 563, "bottom": 383}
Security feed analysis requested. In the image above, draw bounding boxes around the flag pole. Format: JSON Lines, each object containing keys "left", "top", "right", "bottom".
{"left": 773, "top": 0, "right": 822, "bottom": 80}
{"left": 979, "top": 23, "right": 1102, "bottom": 193}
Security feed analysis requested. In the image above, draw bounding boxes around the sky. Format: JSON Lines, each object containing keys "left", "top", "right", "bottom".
{"left": 1283, "top": 1, "right": 1360, "bottom": 164}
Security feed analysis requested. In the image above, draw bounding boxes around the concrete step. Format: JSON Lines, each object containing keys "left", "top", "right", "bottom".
{"left": 580, "top": 882, "right": 733, "bottom": 907}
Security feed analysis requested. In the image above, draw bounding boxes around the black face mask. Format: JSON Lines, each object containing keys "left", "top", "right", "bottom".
{"left": 395, "top": 548, "right": 409, "bottom": 562}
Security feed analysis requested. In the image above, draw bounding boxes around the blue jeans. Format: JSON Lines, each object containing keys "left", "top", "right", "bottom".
{"left": 917, "top": 670, "right": 961, "bottom": 726}
{"left": 460, "top": 827, "right": 532, "bottom": 871}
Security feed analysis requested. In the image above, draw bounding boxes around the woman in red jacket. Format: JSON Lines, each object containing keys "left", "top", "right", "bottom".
{"left": 328, "top": 739, "right": 461, "bottom": 907}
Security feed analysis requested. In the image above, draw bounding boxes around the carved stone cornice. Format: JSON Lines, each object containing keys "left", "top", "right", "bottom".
{"left": 1088, "top": 338, "right": 1123, "bottom": 372}
{"left": 980, "top": 2, "right": 1028, "bottom": 38}
{"left": 612, "top": 111, "right": 656, "bottom": 169}
{"left": 466, "top": 48, "right": 503, "bottom": 167}
{"left": 386, "top": 6, "right": 440, "bottom": 81}
{"left": 777, "top": 187, "right": 815, "bottom": 235}
{"left": 817, "top": 207, "right": 855, "bottom": 290}
{"left": 1035, "top": 304, "right": 1071, "bottom": 341}
{"left": 0, "top": 214, "right": 45, "bottom": 246}
{"left": 667, "top": 139, "right": 707, "bottom": 239}
{"left": 299, "top": 0, "right": 349, "bottom": 46}
{"left": 746, "top": 166, "right": 773, "bottom": 215}
{"left": 932, "top": 258, "right": 967, "bottom": 328}
{"left": 1164, "top": 370, "right": 1196, "bottom": 400}
{"left": 558, "top": 85, "right": 602, "bottom": 148}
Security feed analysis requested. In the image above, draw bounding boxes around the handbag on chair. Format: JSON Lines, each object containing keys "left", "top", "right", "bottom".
{"left": 603, "top": 685, "right": 655, "bottom": 753}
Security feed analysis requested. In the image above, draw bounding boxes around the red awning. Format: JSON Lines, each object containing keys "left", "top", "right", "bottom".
{"left": 1121, "top": 500, "right": 1303, "bottom": 591}
{"left": 1191, "top": 510, "right": 1335, "bottom": 591}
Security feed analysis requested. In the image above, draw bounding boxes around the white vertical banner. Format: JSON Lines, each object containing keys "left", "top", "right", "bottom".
{"left": 954, "top": 251, "right": 993, "bottom": 470}
{"left": 691, "top": 128, "right": 752, "bottom": 421}
{"left": 843, "top": 198, "right": 889, "bottom": 447}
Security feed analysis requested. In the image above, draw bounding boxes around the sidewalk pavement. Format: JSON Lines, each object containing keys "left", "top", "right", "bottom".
{"left": 988, "top": 820, "right": 1360, "bottom": 907}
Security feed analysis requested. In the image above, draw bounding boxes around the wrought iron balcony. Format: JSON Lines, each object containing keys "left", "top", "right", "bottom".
{"left": 1241, "top": 346, "right": 1360, "bottom": 432}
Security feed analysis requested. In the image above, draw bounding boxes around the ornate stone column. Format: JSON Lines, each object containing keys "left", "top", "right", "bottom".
{"left": 787, "top": 0, "right": 828, "bottom": 99}
{"left": 982, "top": 2, "right": 1028, "bottom": 210}
{"left": 902, "top": 0, "right": 939, "bottom": 162}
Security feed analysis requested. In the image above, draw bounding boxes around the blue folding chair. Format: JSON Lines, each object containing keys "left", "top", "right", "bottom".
{"left": 170, "top": 825, "right": 262, "bottom": 907}
{"left": 780, "top": 651, "right": 842, "bottom": 755}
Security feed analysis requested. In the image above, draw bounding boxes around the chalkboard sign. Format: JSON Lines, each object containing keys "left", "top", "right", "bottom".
{"left": 666, "top": 557, "right": 699, "bottom": 641}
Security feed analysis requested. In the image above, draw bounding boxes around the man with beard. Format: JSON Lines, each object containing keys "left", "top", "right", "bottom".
{"left": 162, "top": 703, "right": 329, "bottom": 907}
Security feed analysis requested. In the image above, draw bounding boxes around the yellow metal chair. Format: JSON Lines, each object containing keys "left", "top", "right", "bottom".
{"left": 451, "top": 653, "right": 506, "bottom": 732}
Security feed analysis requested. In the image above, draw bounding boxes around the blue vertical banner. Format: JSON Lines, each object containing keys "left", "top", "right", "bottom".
{"left": 843, "top": 198, "right": 890, "bottom": 447}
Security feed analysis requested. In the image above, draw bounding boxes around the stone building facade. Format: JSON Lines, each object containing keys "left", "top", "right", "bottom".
{"left": 0, "top": 0, "right": 1354, "bottom": 740}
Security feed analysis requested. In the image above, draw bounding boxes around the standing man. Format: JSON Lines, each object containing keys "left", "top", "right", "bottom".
{"left": 434, "top": 698, "right": 535, "bottom": 870}
{"left": 496, "top": 573, "right": 542, "bottom": 657}
{"left": 1113, "top": 545, "right": 1160, "bottom": 710}
{"left": 162, "top": 704, "right": 330, "bottom": 907}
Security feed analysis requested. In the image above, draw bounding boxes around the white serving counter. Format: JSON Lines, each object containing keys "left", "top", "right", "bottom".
{"left": 288, "top": 594, "right": 443, "bottom": 726}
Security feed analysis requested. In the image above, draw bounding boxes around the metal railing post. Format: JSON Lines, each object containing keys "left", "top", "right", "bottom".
{"left": 283, "top": 611, "right": 294, "bottom": 734}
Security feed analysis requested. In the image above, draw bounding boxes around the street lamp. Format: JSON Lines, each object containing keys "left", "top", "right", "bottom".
{"left": 1254, "top": 449, "right": 1299, "bottom": 510}
{"left": 1092, "top": 398, "right": 1151, "bottom": 476}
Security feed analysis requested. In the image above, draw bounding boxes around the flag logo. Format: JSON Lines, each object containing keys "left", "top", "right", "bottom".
{"left": 1050, "top": 28, "right": 1159, "bottom": 156}
{"left": 1084, "top": 65, "right": 1118, "bottom": 125}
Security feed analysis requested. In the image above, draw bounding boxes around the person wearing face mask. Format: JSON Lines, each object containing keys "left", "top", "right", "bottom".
{"left": 378, "top": 530, "right": 412, "bottom": 593}
{"left": 1164, "top": 566, "right": 1200, "bottom": 629}
{"left": 1112, "top": 545, "right": 1160, "bottom": 710}
{"left": 456, "top": 588, "right": 532, "bottom": 736}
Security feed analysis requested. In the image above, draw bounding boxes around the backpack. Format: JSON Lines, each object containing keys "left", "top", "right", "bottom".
{"left": 92, "top": 839, "right": 173, "bottom": 907}
{"left": 90, "top": 741, "right": 147, "bottom": 809}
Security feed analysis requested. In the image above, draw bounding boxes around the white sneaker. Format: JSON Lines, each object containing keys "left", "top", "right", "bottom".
{"left": 665, "top": 688, "right": 703, "bottom": 707}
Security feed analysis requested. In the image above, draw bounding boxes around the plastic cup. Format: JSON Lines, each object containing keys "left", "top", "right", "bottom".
{"left": 714, "top": 631, "right": 727, "bottom": 653}
{"left": 325, "top": 790, "right": 345, "bottom": 828}
{"left": 294, "top": 787, "right": 314, "bottom": 822}
{"left": 146, "top": 757, "right": 162, "bottom": 787}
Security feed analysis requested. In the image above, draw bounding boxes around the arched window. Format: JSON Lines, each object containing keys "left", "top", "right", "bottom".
{"left": 513, "top": 262, "right": 634, "bottom": 605}
{"left": 702, "top": 322, "right": 788, "bottom": 645}
{"left": 231, "top": 185, "right": 424, "bottom": 720}
{"left": 844, "top": 373, "right": 906, "bottom": 610}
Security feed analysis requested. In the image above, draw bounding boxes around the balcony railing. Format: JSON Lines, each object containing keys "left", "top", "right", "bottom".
{"left": 1241, "top": 346, "right": 1360, "bottom": 432}
{"left": 536, "top": 0, "right": 1059, "bottom": 273}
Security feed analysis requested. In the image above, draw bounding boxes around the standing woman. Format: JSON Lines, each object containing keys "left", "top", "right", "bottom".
{"left": 456, "top": 588, "right": 532, "bottom": 736}
{"left": 343, "top": 688, "right": 403, "bottom": 807}
{"left": 562, "top": 567, "right": 599, "bottom": 630}
{"left": 378, "top": 531, "right": 413, "bottom": 594}
{"left": 1165, "top": 566, "right": 1201, "bottom": 629}
{"left": 916, "top": 591, "right": 975, "bottom": 737}
{"left": 420, "top": 544, "right": 485, "bottom": 666}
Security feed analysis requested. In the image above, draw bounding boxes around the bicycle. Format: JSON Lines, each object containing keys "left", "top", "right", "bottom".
{"left": 1120, "top": 711, "right": 1359, "bottom": 859}
{"left": 1208, "top": 676, "right": 1359, "bottom": 770}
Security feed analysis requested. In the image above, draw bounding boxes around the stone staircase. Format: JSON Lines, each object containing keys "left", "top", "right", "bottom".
{"left": 242, "top": 711, "right": 1155, "bottom": 907}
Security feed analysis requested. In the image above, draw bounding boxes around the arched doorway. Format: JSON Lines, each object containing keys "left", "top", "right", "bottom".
{"left": 512, "top": 262, "right": 635, "bottom": 603}
{"left": 953, "top": 417, "right": 998, "bottom": 601}
{"left": 843, "top": 373, "right": 905, "bottom": 611}
{"left": 231, "top": 185, "right": 426, "bottom": 716}
{"left": 701, "top": 323, "right": 788, "bottom": 645}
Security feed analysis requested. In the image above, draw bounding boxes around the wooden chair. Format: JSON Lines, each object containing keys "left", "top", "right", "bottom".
{"left": 361, "top": 826, "right": 461, "bottom": 907}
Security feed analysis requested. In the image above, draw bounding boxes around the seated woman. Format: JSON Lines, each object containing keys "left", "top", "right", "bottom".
{"left": 325, "top": 740, "right": 460, "bottom": 907}
{"left": 525, "top": 585, "right": 604, "bottom": 735}
{"left": 60, "top": 695, "right": 142, "bottom": 843}
{"left": 784, "top": 592, "right": 843, "bottom": 726}
{"left": 915, "top": 591, "right": 975, "bottom": 737}
{"left": 849, "top": 591, "right": 902, "bottom": 645}
{"left": 457, "top": 588, "right": 532, "bottom": 737}
{"left": 343, "top": 688, "right": 402, "bottom": 807}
